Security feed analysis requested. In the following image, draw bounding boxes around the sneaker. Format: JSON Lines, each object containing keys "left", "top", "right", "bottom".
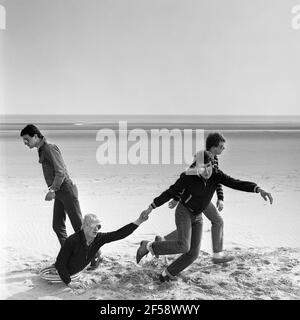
{"left": 212, "top": 255, "right": 234, "bottom": 264}
{"left": 136, "top": 241, "right": 149, "bottom": 264}
{"left": 87, "top": 250, "right": 102, "bottom": 270}
{"left": 154, "top": 235, "right": 163, "bottom": 258}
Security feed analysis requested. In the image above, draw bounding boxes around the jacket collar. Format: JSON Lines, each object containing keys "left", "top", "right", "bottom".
{"left": 79, "top": 229, "right": 88, "bottom": 248}
{"left": 37, "top": 137, "right": 46, "bottom": 150}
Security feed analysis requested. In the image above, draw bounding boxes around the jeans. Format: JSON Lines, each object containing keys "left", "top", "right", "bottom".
{"left": 53, "top": 181, "right": 83, "bottom": 246}
{"left": 164, "top": 201, "right": 223, "bottom": 253}
{"left": 151, "top": 202, "right": 203, "bottom": 276}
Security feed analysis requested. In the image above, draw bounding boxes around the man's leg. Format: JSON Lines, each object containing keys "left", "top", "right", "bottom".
{"left": 203, "top": 202, "right": 234, "bottom": 263}
{"left": 163, "top": 230, "right": 177, "bottom": 241}
{"left": 151, "top": 203, "right": 192, "bottom": 256}
{"left": 203, "top": 202, "right": 223, "bottom": 253}
{"left": 165, "top": 214, "right": 203, "bottom": 278}
{"left": 52, "top": 198, "right": 68, "bottom": 247}
{"left": 137, "top": 203, "right": 193, "bottom": 264}
{"left": 59, "top": 183, "right": 83, "bottom": 232}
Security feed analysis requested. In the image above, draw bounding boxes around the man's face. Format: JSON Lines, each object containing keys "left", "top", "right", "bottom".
{"left": 22, "top": 134, "right": 39, "bottom": 149}
{"left": 85, "top": 222, "right": 101, "bottom": 239}
{"left": 213, "top": 142, "right": 225, "bottom": 155}
{"left": 197, "top": 161, "right": 213, "bottom": 180}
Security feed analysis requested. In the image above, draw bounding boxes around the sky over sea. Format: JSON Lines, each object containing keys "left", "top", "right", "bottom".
{"left": 0, "top": 0, "right": 299, "bottom": 116}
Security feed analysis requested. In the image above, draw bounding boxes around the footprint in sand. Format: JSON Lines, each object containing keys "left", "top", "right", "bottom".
{"left": 230, "top": 270, "right": 252, "bottom": 278}
{"left": 278, "top": 267, "right": 293, "bottom": 272}
{"left": 237, "top": 263, "right": 250, "bottom": 271}
{"left": 242, "top": 281, "right": 255, "bottom": 288}
{"left": 233, "top": 247, "right": 242, "bottom": 251}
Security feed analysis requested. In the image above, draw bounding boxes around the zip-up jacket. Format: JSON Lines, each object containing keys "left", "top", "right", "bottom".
{"left": 55, "top": 223, "right": 138, "bottom": 285}
{"left": 173, "top": 155, "right": 224, "bottom": 202}
{"left": 152, "top": 168, "right": 259, "bottom": 214}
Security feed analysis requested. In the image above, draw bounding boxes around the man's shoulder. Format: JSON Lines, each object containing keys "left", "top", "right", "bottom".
{"left": 67, "top": 231, "right": 82, "bottom": 243}
{"left": 46, "top": 142, "right": 60, "bottom": 151}
{"left": 180, "top": 171, "right": 201, "bottom": 183}
{"left": 42, "top": 140, "right": 60, "bottom": 151}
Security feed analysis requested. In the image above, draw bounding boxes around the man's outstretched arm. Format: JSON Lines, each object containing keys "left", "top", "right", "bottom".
{"left": 218, "top": 170, "right": 273, "bottom": 204}
{"left": 97, "top": 211, "right": 149, "bottom": 245}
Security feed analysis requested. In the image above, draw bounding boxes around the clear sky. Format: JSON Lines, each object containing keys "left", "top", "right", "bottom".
{"left": 0, "top": 0, "right": 299, "bottom": 115}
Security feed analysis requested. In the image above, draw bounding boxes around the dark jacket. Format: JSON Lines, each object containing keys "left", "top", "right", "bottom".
{"left": 173, "top": 155, "right": 224, "bottom": 202}
{"left": 55, "top": 223, "right": 138, "bottom": 285}
{"left": 153, "top": 168, "right": 259, "bottom": 214}
{"left": 38, "top": 138, "right": 72, "bottom": 191}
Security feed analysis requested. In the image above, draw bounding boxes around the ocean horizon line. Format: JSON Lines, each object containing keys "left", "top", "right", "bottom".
{"left": 1, "top": 114, "right": 300, "bottom": 131}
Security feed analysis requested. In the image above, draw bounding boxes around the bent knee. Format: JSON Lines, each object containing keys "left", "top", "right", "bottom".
{"left": 212, "top": 216, "right": 223, "bottom": 226}
{"left": 177, "top": 241, "right": 191, "bottom": 253}
{"left": 186, "top": 249, "right": 200, "bottom": 262}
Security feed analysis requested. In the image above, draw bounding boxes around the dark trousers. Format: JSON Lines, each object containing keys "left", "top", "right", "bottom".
{"left": 53, "top": 181, "right": 83, "bottom": 247}
{"left": 164, "top": 201, "right": 224, "bottom": 253}
{"left": 152, "top": 203, "right": 203, "bottom": 277}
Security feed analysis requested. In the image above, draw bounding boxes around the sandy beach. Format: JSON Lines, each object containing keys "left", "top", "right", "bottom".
{"left": 0, "top": 129, "right": 300, "bottom": 300}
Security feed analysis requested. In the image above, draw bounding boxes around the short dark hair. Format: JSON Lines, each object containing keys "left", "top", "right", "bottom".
{"left": 20, "top": 124, "right": 43, "bottom": 138}
{"left": 190, "top": 150, "right": 214, "bottom": 168}
{"left": 206, "top": 132, "right": 226, "bottom": 150}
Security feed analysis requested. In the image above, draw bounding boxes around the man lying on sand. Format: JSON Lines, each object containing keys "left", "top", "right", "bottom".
{"left": 42, "top": 211, "right": 149, "bottom": 290}
{"left": 156, "top": 132, "right": 231, "bottom": 264}
{"left": 136, "top": 150, "right": 273, "bottom": 282}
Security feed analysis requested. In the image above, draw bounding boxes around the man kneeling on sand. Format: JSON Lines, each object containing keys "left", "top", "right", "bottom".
{"left": 41, "top": 211, "right": 149, "bottom": 289}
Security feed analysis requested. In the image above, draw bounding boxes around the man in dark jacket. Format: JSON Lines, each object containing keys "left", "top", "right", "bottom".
{"left": 136, "top": 150, "right": 273, "bottom": 282}
{"left": 55, "top": 210, "right": 149, "bottom": 289}
{"left": 156, "top": 132, "right": 230, "bottom": 263}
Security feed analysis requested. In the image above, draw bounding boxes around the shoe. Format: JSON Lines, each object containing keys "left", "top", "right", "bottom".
{"left": 87, "top": 250, "right": 102, "bottom": 270}
{"left": 154, "top": 235, "right": 163, "bottom": 258}
{"left": 212, "top": 255, "right": 234, "bottom": 264}
{"left": 136, "top": 241, "right": 149, "bottom": 264}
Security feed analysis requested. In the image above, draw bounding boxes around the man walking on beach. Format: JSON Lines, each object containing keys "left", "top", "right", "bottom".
{"left": 156, "top": 132, "right": 231, "bottom": 263}
{"left": 136, "top": 150, "right": 273, "bottom": 282}
{"left": 20, "top": 124, "right": 101, "bottom": 269}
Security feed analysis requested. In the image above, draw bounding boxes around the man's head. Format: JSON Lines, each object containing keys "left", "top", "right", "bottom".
{"left": 206, "top": 132, "right": 226, "bottom": 156}
{"left": 190, "top": 150, "right": 214, "bottom": 180}
{"left": 82, "top": 214, "right": 102, "bottom": 239}
{"left": 20, "top": 124, "right": 43, "bottom": 149}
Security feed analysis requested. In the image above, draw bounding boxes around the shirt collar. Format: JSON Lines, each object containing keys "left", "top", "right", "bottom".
{"left": 37, "top": 137, "right": 46, "bottom": 150}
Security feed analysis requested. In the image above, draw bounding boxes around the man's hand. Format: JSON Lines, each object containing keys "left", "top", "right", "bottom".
{"left": 45, "top": 190, "right": 55, "bottom": 201}
{"left": 134, "top": 208, "right": 152, "bottom": 225}
{"left": 258, "top": 188, "right": 273, "bottom": 204}
{"left": 138, "top": 210, "right": 150, "bottom": 224}
{"left": 216, "top": 200, "right": 224, "bottom": 212}
{"left": 168, "top": 199, "right": 178, "bottom": 209}
{"left": 145, "top": 205, "right": 153, "bottom": 215}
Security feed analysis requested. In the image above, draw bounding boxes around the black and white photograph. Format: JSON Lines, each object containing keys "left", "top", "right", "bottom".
{"left": 0, "top": 0, "right": 299, "bottom": 302}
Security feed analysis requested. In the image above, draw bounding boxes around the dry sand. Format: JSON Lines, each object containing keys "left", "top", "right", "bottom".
{"left": 1, "top": 130, "right": 300, "bottom": 300}
{"left": 1, "top": 246, "right": 299, "bottom": 300}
